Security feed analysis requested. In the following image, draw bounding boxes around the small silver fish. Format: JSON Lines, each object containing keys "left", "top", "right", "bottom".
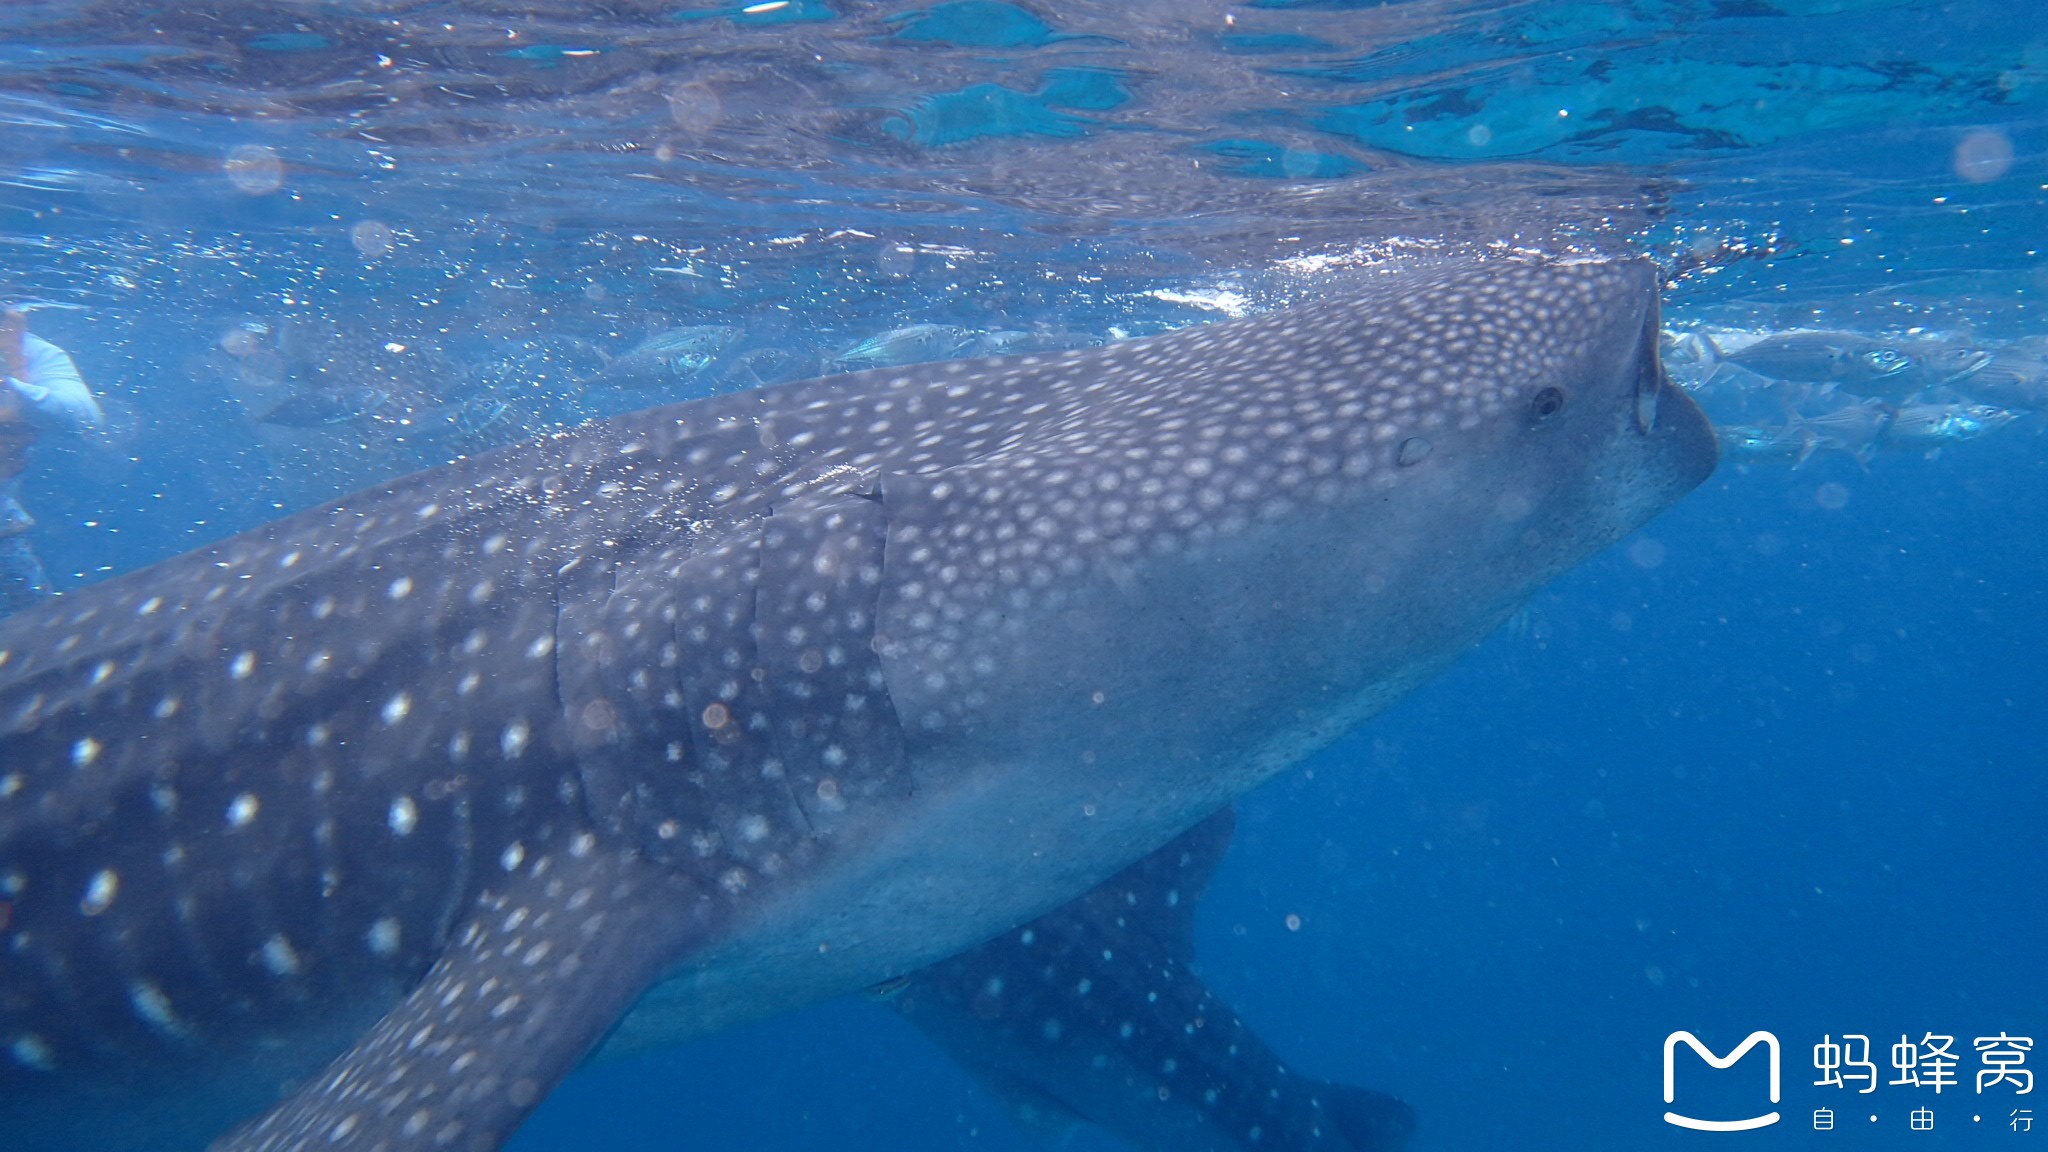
{"left": 831, "top": 322, "right": 976, "bottom": 369}
{"left": 257, "top": 385, "right": 388, "bottom": 427}
{"left": 1794, "top": 397, "right": 1893, "bottom": 458}
{"left": 1716, "top": 422, "right": 1820, "bottom": 466}
{"left": 1953, "top": 339, "right": 2048, "bottom": 410}
{"left": 1874, "top": 336, "right": 1995, "bottom": 398}
{"left": 402, "top": 395, "right": 515, "bottom": 450}
{"left": 1707, "top": 329, "right": 1912, "bottom": 388}
{"left": 710, "top": 346, "right": 819, "bottom": 392}
{"left": 1880, "top": 402, "right": 2021, "bottom": 448}
{"left": 453, "top": 394, "right": 511, "bottom": 438}
{"left": 968, "top": 327, "right": 1102, "bottom": 356}
{"left": 589, "top": 325, "right": 740, "bottom": 386}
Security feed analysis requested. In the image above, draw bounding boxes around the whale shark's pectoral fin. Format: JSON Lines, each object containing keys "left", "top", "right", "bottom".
{"left": 895, "top": 808, "right": 1418, "bottom": 1152}
{"left": 212, "top": 847, "right": 714, "bottom": 1152}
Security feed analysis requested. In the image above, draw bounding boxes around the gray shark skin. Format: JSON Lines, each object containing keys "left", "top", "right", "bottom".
{"left": 0, "top": 254, "right": 1714, "bottom": 1152}
{"left": 892, "top": 807, "right": 1417, "bottom": 1152}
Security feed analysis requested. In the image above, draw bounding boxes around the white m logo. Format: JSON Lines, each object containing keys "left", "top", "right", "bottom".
{"left": 1663, "top": 1030, "right": 1782, "bottom": 1131}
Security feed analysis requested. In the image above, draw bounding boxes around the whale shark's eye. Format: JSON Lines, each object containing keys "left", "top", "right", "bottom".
{"left": 1531, "top": 386, "right": 1567, "bottom": 418}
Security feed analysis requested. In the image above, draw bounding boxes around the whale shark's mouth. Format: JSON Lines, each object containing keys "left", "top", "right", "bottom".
{"left": 1636, "top": 291, "right": 1719, "bottom": 488}
{"left": 1636, "top": 318, "right": 1668, "bottom": 436}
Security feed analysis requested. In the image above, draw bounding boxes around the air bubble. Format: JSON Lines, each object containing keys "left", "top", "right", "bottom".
{"left": 224, "top": 145, "right": 283, "bottom": 195}
{"left": 1952, "top": 128, "right": 2014, "bottom": 184}
{"left": 877, "top": 245, "right": 917, "bottom": 279}
{"left": 351, "top": 220, "right": 394, "bottom": 258}
{"left": 219, "top": 327, "right": 261, "bottom": 357}
{"left": 665, "top": 82, "right": 723, "bottom": 133}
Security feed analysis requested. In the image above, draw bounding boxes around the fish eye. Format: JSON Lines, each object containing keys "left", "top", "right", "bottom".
{"left": 1530, "top": 386, "right": 1567, "bottom": 418}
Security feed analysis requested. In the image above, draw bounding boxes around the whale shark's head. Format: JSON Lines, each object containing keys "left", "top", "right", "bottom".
{"left": 869, "top": 254, "right": 1714, "bottom": 809}
{"left": 1312, "top": 255, "right": 1717, "bottom": 621}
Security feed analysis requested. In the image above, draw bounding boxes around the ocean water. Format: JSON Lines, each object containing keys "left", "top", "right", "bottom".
{"left": 2, "top": 1, "right": 2043, "bottom": 1149}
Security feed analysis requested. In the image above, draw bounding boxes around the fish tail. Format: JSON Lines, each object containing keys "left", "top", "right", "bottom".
{"left": 1791, "top": 428, "right": 1821, "bottom": 470}
{"left": 1682, "top": 331, "right": 1727, "bottom": 389}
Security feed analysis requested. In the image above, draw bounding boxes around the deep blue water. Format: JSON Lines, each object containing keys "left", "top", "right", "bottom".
{"left": 3, "top": 1, "right": 2045, "bottom": 1149}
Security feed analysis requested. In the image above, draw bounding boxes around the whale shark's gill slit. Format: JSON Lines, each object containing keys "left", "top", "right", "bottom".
{"left": 302, "top": 740, "right": 351, "bottom": 980}
{"left": 754, "top": 487, "right": 912, "bottom": 841}
{"left": 427, "top": 794, "right": 477, "bottom": 965}
{"left": 746, "top": 515, "right": 818, "bottom": 842}
{"left": 162, "top": 840, "right": 238, "bottom": 1007}
{"left": 8, "top": 893, "right": 101, "bottom": 1061}
{"left": 1634, "top": 286, "right": 1668, "bottom": 435}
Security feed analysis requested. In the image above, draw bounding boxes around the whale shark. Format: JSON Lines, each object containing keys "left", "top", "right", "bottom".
{"left": 889, "top": 807, "right": 1417, "bottom": 1152}
{"left": 0, "top": 253, "right": 1714, "bottom": 1151}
